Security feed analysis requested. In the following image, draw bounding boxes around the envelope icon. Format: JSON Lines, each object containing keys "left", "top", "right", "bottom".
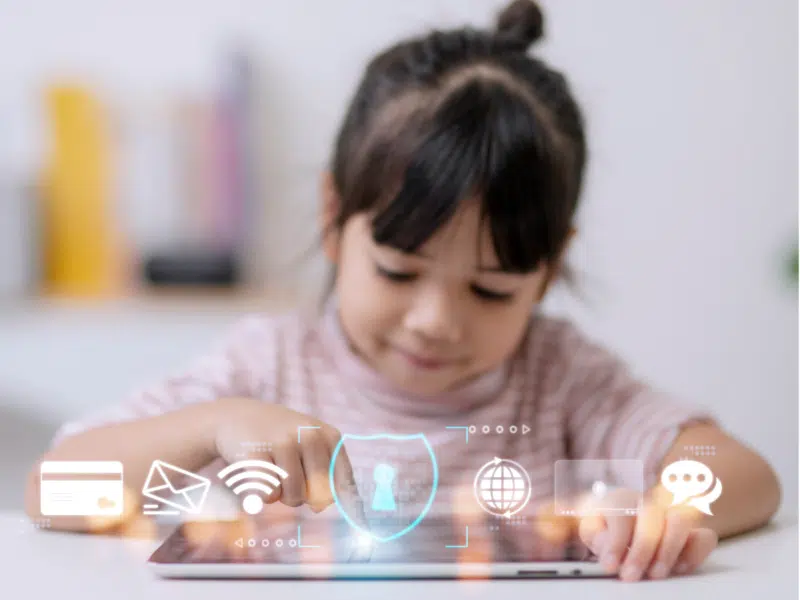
{"left": 142, "top": 460, "right": 210, "bottom": 514}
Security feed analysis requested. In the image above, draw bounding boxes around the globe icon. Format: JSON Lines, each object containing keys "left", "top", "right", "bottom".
{"left": 474, "top": 458, "right": 532, "bottom": 517}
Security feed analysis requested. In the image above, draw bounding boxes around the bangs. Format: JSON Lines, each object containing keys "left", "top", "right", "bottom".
{"left": 356, "top": 78, "right": 576, "bottom": 274}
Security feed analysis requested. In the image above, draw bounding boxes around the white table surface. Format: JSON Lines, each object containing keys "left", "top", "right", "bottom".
{"left": 2, "top": 511, "right": 796, "bottom": 599}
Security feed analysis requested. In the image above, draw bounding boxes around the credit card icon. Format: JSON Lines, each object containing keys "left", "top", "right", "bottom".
{"left": 40, "top": 461, "right": 124, "bottom": 516}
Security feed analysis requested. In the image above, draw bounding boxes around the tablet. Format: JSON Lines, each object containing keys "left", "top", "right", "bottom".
{"left": 148, "top": 515, "right": 610, "bottom": 580}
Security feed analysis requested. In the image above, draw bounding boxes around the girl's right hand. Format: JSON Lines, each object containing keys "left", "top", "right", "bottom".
{"left": 212, "top": 397, "right": 359, "bottom": 515}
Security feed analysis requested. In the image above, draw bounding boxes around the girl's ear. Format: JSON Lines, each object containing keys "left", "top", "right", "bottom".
{"left": 319, "top": 171, "right": 342, "bottom": 264}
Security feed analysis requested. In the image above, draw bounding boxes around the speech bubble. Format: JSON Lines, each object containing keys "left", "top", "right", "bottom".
{"left": 687, "top": 478, "right": 723, "bottom": 515}
{"left": 661, "top": 460, "right": 714, "bottom": 505}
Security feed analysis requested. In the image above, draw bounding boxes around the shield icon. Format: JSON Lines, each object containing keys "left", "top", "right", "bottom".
{"left": 329, "top": 433, "right": 439, "bottom": 543}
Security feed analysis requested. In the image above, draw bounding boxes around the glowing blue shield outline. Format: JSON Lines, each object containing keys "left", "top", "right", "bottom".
{"left": 329, "top": 433, "right": 439, "bottom": 543}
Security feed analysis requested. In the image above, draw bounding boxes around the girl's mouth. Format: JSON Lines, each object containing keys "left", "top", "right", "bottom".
{"left": 394, "top": 347, "right": 450, "bottom": 370}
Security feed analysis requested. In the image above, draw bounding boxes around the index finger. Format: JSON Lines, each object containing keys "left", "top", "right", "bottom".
{"left": 323, "top": 428, "right": 369, "bottom": 532}
{"left": 599, "top": 514, "right": 635, "bottom": 573}
{"left": 323, "top": 429, "right": 374, "bottom": 562}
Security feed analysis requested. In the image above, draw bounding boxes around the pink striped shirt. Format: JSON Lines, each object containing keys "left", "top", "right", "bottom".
{"left": 53, "top": 297, "right": 712, "bottom": 557}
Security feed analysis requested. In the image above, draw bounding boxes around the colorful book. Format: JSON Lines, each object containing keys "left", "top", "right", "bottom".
{"left": 42, "top": 85, "right": 124, "bottom": 297}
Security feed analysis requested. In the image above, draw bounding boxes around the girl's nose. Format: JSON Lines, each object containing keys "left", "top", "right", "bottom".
{"left": 403, "top": 289, "right": 463, "bottom": 344}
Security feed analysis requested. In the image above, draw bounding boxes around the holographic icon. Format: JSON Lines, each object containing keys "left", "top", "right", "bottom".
{"left": 330, "top": 433, "right": 439, "bottom": 543}
{"left": 473, "top": 457, "right": 532, "bottom": 518}
{"left": 661, "top": 460, "right": 723, "bottom": 515}
{"left": 41, "top": 461, "right": 124, "bottom": 517}
{"left": 142, "top": 460, "right": 210, "bottom": 516}
{"left": 218, "top": 460, "right": 289, "bottom": 515}
{"left": 553, "top": 459, "right": 643, "bottom": 516}
{"left": 371, "top": 463, "right": 397, "bottom": 512}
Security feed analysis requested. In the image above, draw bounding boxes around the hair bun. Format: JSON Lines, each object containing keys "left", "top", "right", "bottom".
{"left": 494, "top": 0, "right": 545, "bottom": 52}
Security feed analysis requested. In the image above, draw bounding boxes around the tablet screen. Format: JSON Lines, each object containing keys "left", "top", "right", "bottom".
{"left": 149, "top": 513, "right": 596, "bottom": 566}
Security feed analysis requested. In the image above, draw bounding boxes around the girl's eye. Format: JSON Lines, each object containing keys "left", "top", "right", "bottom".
{"left": 375, "top": 265, "right": 417, "bottom": 282}
{"left": 471, "top": 285, "right": 514, "bottom": 302}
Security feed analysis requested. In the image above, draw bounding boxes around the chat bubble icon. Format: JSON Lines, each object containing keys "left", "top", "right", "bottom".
{"left": 687, "top": 478, "right": 723, "bottom": 515}
{"left": 661, "top": 460, "right": 714, "bottom": 505}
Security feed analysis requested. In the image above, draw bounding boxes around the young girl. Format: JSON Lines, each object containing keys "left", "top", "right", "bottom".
{"left": 26, "top": 0, "right": 780, "bottom": 582}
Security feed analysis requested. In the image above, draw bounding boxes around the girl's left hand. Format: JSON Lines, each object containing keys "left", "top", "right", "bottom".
{"left": 577, "top": 488, "right": 718, "bottom": 582}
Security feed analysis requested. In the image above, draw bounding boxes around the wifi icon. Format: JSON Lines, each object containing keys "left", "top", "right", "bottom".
{"left": 218, "top": 460, "right": 289, "bottom": 515}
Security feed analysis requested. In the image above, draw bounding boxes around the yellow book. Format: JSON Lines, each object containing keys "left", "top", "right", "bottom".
{"left": 42, "top": 85, "right": 124, "bottom": 298}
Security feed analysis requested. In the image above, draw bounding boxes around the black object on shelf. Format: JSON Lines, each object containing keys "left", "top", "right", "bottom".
{"left": 143, "top": 249, "right": 240, "bottom": 287}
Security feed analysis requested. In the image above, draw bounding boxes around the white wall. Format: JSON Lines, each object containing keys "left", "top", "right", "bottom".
{"left": 0, "top": 0, "right": 796, "bottom": 512}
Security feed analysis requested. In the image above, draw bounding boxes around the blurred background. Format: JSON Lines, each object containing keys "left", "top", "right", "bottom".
{"left": 0, "top": 0, "right": 796, "bottom": 515}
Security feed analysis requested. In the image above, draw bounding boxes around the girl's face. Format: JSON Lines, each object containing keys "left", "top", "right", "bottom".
{"left": 323, "top": 189, "right": 551, "bottom": 397}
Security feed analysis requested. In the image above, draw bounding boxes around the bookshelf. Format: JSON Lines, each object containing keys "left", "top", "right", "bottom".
{"left": 2, "top": 287, "right": 302, "bottom": 314}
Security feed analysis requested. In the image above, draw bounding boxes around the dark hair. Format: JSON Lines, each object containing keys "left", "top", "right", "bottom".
{"left": 323, "top": 0, "right": 586, "bottom": 292}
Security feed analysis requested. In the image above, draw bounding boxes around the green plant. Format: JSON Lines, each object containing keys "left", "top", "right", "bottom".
{"left": 787, "top": 242, "right": 798, "bottom": 285}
